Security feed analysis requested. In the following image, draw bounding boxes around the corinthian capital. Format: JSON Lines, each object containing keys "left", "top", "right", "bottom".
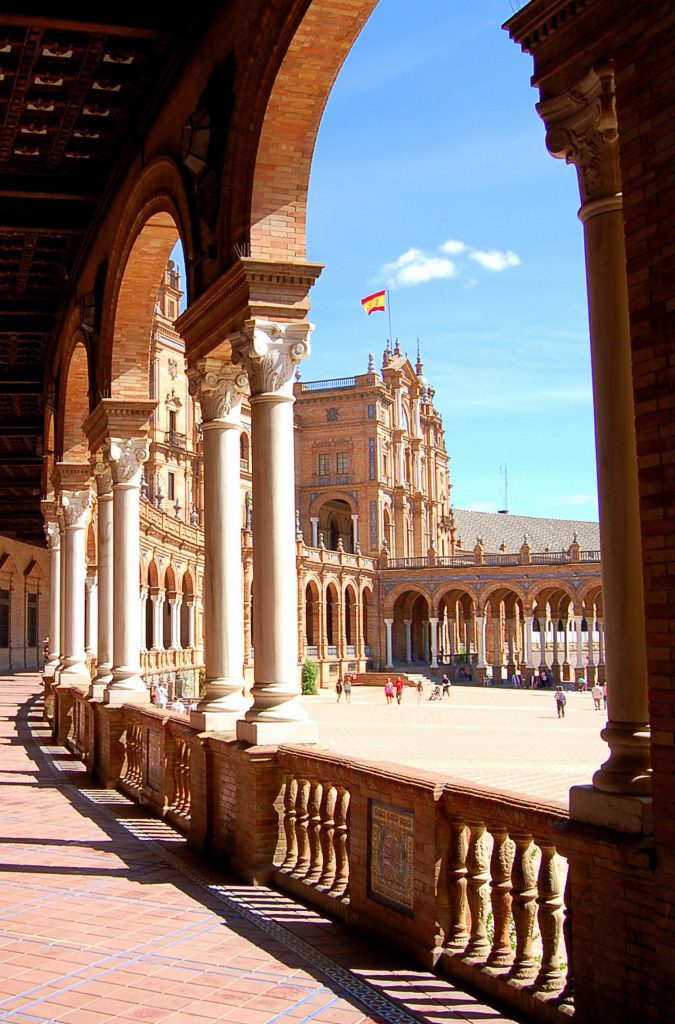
{"left": 187, "top": 358, "right": 249, "bottom": 424}
{"left": 44, "top": 520, "right": 60, "bottom": 549}
{"left": 92, "top": 457, "right": 113, "bottom": 496}
{"left": 537, "top": 65, "right": 620, "bottom": 204}
{"left": 103, "top": 437, "right": 150, "bottom": 487}
{"left": 61, "top": 489, "right": 92, "bottom": 529}
{"left": 233, "top": 319, "right": 312, "bottom": 397}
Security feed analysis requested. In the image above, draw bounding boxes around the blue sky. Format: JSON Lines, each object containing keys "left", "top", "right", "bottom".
{"left": 302, "top": 0, "right": 599, "bottom": 521}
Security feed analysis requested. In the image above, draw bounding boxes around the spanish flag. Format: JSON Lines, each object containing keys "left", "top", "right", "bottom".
{"left": 361, "top": 289, "right": 386, "bottom": 315}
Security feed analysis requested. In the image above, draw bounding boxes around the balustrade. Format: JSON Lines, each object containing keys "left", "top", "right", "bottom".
{"left": 168, "top": 734, "right": 192, "bottom": 820}
{"left": 278, "top": 769, "right": 350, "bottom": 899}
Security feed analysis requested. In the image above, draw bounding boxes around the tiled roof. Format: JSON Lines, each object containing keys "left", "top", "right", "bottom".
{"left": 452, "top": 508, "right": 600, "bottom": 554}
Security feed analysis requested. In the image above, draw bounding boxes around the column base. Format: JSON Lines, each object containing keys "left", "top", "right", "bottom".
{"left": 58, "top": 665, "right": 90, "bottom": 687}
{"left": 88, "top": 683, "right": 107, "bottom": 701}
{"left": 42, "top": 659, "right": 59, "bottom": 681}
{"left": 236, "top": 717, "right": 318, "bottom": 746}
{"left": 190, "top": 709, "right": 243, "bottom": 732}
{"left": 104, "top": 686, "right": 150, "bottom": 707}
{"left": 570, "top": 784, "right": 653, "bottom": 835}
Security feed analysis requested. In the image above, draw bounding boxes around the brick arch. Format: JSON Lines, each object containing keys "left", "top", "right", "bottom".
{"left": 382, "top": 583, "right": 433, "bottom": 619}
{"left": 247, "top": 0, "right": 379, "bottom": 260}
{"left": 576, "top": 580, "right": 603, "bottom": 615}
{"left": 479, "top": 581, "right": 529, "bottom": 612}
{"left": 60, "top": 335, "right": 92, "bottom": 462}
{"left": 433, "top": 584, "right": 480, "bottom": 617}
{"left": 308, "top": 490, "right": 358, "bottom": 518}
{"left": 99, "top": 160, "right": 193, "bottom": 399}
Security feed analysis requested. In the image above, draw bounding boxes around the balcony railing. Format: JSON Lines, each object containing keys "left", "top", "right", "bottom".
{"left": 164, "top": 430, "right": 187, "bottom": 449}
{"left": 301, "top": 376, "right": 356, "bottom": 392}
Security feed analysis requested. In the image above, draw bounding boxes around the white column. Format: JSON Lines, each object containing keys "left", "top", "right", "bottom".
{"left": 598, "top": 618, "right": 605, "bottom": 666}
{"left": 91, "top": 465, "right": 113, "bottom": 696}
{"left": 310, "top": 517, "right": 319, "bottom": 547}
{"left": 104, "top": 438, "right": 150, "bottom": 704}
{"left": 187, "top": 359, "right": 248, "bottom": 730}
{"left": 58, "top": 487, "right": 91, "bottom": 686}
{"left": 234, "top": 320, "right": 317, "bottom": 744}
{"left": 85, "top": 576, "right": 98, "bottom": 659}
{"left": 524, "top": 615, "right": 534, "bottom": 669}
{"left": 58, "top": 512, "right": 66, "bottom": 672}
{"left": 563, "top": 617, "right": 571, "bottom": 669}
{"left": 404, "top": 618, "right": 412, "bottom": 664}
{"left": 385, "top": 617, "right": 394, "bottom": 668}
{"left": 587, "top": 617, "right": 596, "bottom": 667}
{"left": 169, "top": 598, "right": 182, "bottom": 650}
{"left": 42, "top": 515, "right": 61, "bottom": 677}
{"left": 422, "top": 619, "right": 430, "bottom": 662}
{"left": 475, "top": 614, "right": 486, "bottom": 668}
{"left": 447, "top": 615, "right": 455, "bottom": 657}
{"left": 540, "top": 616, "right": 549, "bottom": 668}
{"left": 139, "top": 592, "right": 148, "bottom": 649}
{"left": 151, "top": 595, "right": 164, "bottom": 650}
{"left": 540, "top": 64, "right": 650, "bottom": 810}
{"left": 574, "top": 615, "right": 584, "bottom": 669}
{"left": 187, "top": 600, "right": 196, "bottom": 648}
{"left": 429, "top": 616, "right": 439, "bottom": 669}
{"left": 351, "top": 514, "right": 359, "bottom": 549}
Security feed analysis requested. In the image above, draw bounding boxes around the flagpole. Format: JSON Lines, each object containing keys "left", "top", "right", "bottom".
{"left": 387, "top": 288, "right": 394, "bottom": 346}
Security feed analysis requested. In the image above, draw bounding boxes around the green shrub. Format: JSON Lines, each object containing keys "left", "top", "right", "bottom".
{"left": 301, "top": 659, "right": 319, "bottom": 695}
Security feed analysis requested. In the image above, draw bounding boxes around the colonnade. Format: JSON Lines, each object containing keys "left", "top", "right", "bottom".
{"left": 45, "top": 318, "right": 318, "bottom": 746}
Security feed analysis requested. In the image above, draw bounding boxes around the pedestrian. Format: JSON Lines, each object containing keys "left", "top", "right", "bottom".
{"left": 416, "top": 679, "right": 424, "bottom": 704}
{"left": 170, "top": 696, "right": 186, "bottom": 714}
{"left": 395, "top": 675, "right": 404, "bottom": 704}
{"left": 602, "top": 681, "right": 607, "bottom": 711}
{"left": 384, "top": 678, "right": 394, "bottom": 705}
{"left": 441, "top": 673, "right": 451, "bottom": 698}
{"left": 592, "top": 681, "right": 603, "bottom": 710}
{"left": 344, "top": 677, "right": 352, "bottom": 702}
{"left": 155, "top": 681, "right": 168, "bottom": 709}
{"left": 555, "top": 685, "right": 567, "bottom": 718}
{"left": 335, "top": 677, "right": 343, "bottom": 702}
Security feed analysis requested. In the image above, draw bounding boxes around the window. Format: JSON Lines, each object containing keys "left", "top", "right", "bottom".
{"left": 26, "top": 593, "right": 37, "bottom": 648}
{"left": 167, "top": 472, "right": 175, "bottom": 501}
{"left": 367, "top": 403, "right": 375, "bottom": 420}
{"left": 0, "top": 589, "right": 8, "bottom": 648}
{"left": 318, "top": 453, "right": 329, "bottom": 476}
{"left": 169, "top": 409, "right": 177, "bottom": 433}
{"left": 336, "top": 452, "right": 349, "bottom": 474}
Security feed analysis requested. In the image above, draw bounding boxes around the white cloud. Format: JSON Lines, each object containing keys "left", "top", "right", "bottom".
{"left": 470, "top": 248, "right": 521, "bottom": 271}
{"left": 381, "top": 247, "right": 457, "bottom": 288}
{"left": 379, "top": 239, "right": 521, "bottom": 289}
{"left": 439, "top": 238, "right": 466, "bottom": 255}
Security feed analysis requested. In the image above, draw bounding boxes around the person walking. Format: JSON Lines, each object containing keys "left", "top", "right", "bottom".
{"left": 441, "top": 673, "right": 451, "bottom": 698}
{"left": 555, "top": 685, "right": 567, "bottom": 719}
{"left": 395, "top": 675, "right": 404, "bottom": 705}
{"left": 384, "top": 678, "right": 394, "bottom": 705}
{"left": 344, "top": 677, "right": 352, "bottom": 703}
{"left": 592, "top": 682, "right": 603, "bottom": 710}
{"left": 602, "top": 681, "right": 607, "bottom": 711}
{"left": 335, "top": 678, "right": 343, "bottom": 702}
{"left": 416, "top": 679, "right": 424, "bottom": 704}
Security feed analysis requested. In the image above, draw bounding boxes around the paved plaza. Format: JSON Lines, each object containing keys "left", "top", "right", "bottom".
{"left": 308, "top": 681, "right": 608, "bottom": 806}
{"left": 0, "top": 674, "right": 522, "bottom": 1024}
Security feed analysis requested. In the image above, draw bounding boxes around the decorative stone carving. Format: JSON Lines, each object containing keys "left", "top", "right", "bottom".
{"left": 92, "top": 459, "right": 113, "bottom": 496}
{"left": 44, "top": 521, "right": 60, "bottom": 549}
{"left": 537, "top": 66, "right": 619, "bottom": 204}
{"left": 104, "top": 438, "right": 150, "bottom": 486}
{"left": 60, "top": 489, "right": 91, "bottom": 528}
{"left": 233, "top": 319, "right": 312, "bottom": 396}
{"left": 187, "top": 358, "right": 249, "bottom": 423}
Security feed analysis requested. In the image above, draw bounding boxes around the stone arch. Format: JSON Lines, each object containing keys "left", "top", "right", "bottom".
{"left": 99, "top": 163, "right": 193, "bottom": 400}
{"left": 245, "top": 0, "right": 379, "bottom": 261}
{"left": 305, "top": 578, "right": 320, "bottom": 647}
{"left": 325, "top": 580, "right": 340, "bottom": 648}
{"left": 239, "top": 430, "right": 250, "bottom": 470}
{"left": 164, "top": 564, "right": 177, "bottom": 597}
{"left": 343, "top": 581, "right": 358, "bottom": 648}
{"left": 180, "top": 570, "right": 195, "bottom": 649}
{"left": 60, "top": 335, "right": 92, "bottom": 462}
{"left": 383, "top": 581, "right": 434, "bottom": 620}
{"left": 361, "top": 581, "right": 375, "bottom": 650}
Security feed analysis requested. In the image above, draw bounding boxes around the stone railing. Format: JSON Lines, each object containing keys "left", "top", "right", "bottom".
{"left": 387, "top": 550, "right": 599, "bottom": 569}
{"left": 302, "top": 545, "right": 378, "bottom": 572}
{"left": 53, "top": 687, "right": 571, "bottom": 1024}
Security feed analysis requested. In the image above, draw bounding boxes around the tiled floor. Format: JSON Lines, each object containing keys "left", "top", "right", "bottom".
{"left": 0, "top": 675, "right": 520, "bottom": 1024}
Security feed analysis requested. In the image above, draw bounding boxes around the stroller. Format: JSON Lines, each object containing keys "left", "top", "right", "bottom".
{"left": 429, "top": 685, "right": 442, "bottom": 701}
